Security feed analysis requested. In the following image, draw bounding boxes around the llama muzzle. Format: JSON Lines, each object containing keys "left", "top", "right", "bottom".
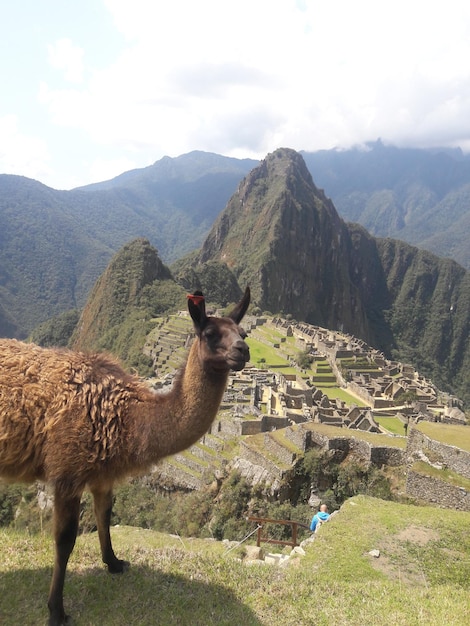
{"left": 228, "top": 339, "right": 250, "bottom": 370}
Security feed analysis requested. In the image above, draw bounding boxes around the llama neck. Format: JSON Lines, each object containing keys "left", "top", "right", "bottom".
{"left": 137, "top": 340, "right": 229, "bottom": 462}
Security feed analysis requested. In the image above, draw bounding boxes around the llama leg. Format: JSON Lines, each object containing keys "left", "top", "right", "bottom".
{"left": 47, "top": 492, "right": 80, "bottom": 626}
{"left": 91, "top": 486, "right": 129, "bottom": 573}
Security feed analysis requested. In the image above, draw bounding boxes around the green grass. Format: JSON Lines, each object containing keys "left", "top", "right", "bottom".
{"left": 1, "top": 496, "right": 469, "bottom": 625}
{"left": 317, "top": 386, "right": 368, "bottom": 407}
{"left": 302, "top": 423, "right": 407, "bottom": 449}
{"left": 243, "top": 434, "right": 292, "bottom": 470}
{"left": 412, "top": 461, "right": 470, "bottom": 490}
{"left": 415, "top": 422, "right": 470, "bottom": 452}
{"left": 270, "top": 429, "right": 304, "bottom": 455}
{"left": 246, "top": 337, "right": 289, "bottom": 367}
{"left": 375, "top": 416, "right": 406, "bottom": 435}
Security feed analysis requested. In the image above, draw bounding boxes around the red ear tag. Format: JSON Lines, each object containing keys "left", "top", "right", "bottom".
{"left": 187, "top": 294, "right": 205, "bottom": 306}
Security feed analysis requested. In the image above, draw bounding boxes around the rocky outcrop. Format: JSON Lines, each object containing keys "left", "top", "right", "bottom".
{"left": 193, "top": 147, "right": 470, "bottom": 403}
{"left": 198, "top": 148, "right": 372, "bottom": 343}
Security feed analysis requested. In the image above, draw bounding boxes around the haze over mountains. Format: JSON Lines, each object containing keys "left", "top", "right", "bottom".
{"left": 1, "top": 145, "right": 469, "bottom": 405}
{"left": 0, "top": 153, "right": 255, "bottom": 336}
{"left": 302, "top": 141, "right": 470, "bottom": 270}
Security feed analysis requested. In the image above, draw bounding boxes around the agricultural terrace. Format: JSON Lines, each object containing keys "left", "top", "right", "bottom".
{"left": 301, "top": 422, "right": 407, "bottom": 449}
{"left": 246, "top": 336, "right": 300, "bottom": 376}
{"left": 412, "top": 460, "right": 470, "bottom": 491}
{"left": 247, "top": 336, "right": 370, "bottom": 408}
{"left": 415, "top": 422, "right": 470, "bottom": 452}
{"left": 374, "top": 416, "right": 407, "bottom": 435}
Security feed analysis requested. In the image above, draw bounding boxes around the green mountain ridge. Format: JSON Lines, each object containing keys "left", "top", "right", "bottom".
{"left": 0, "top": 153, "right": 256, "bottom": 336}
{"left": 188, "top": 149, "right": 469, "bottom": 402}
{"left": 66, "top": 149, "right": 470, "bottom": 406}
{"left": 2, "top": 148, "right": 470, "bottom": 405}
{"left": 302, "top": 141, "right": 470, "bottom": 268}
{"left": 197, "top": 148, "right": 372, "bottom": 342}
{"left": 2, "top": 145, "right": 470, "bottom": 338}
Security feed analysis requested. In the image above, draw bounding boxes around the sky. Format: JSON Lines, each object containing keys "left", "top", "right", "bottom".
{"left": 1, "top": 0, "right": 470, "bottom": 190}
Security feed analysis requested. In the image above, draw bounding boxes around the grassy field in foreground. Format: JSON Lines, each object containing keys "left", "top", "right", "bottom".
{"left": 1, "top": 495, "right": 469, "bottom": 626}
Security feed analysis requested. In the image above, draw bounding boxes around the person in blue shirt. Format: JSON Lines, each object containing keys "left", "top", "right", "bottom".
{"left": 310, "top": 504, "right": 330, "bottom": 532}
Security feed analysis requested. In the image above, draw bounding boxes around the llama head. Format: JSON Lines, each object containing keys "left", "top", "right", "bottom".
{"left": 187, "top": 287, "right": 250, "bottom": 373}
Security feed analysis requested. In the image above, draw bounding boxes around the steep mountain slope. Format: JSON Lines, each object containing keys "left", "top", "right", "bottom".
{"left": 1, "top": 147, "right": 469, "bottom": 405}
{"left": 197, "top": 148, "right": 374, "bottom": 343}
{"left": 0, "top": 153, "right": 255, "bottom": 337}
{"left": 302, "top": 142, "right": 470, "bottom": 269}
{"left": 74, "top": 151, "right": 257, "bottom": 261}
{"left": 376, "top": 238, "right": 470, "bottom": 396}
{"left": 188, "top": 148, "right": 469, "bottom": 403}
{"left": 70, "top": 238, "right": 186, "bottom": 373}
{"left": 0, "top": 175, "right": 113, "bottom": 338}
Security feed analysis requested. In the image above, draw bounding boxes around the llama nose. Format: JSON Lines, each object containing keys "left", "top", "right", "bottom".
{"left": 234, "top": 339, "right": 250, "bottom": 361}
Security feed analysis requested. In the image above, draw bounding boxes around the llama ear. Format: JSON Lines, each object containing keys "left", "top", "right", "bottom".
{"left": 187, "top": 291, "right": 207, "bottom": 335}
{"left": 228, "top": 286, "right": 250, "bottom": 324}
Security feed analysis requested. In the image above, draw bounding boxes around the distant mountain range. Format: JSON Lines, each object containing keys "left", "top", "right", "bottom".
{"left": 0, "top": 152, "right": 255, "bottom": 336}
{"left": 1, "top": 145, "right": 470, "bottom": 405}
{"left": 67, "top": 149, "right": 470, "bottom": 407}
{"left": 302, "top": 141, "right": 470, "bottom": 269}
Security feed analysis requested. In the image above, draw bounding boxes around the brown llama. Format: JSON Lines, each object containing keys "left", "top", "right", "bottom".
{"left": 0, "top": 287, "right": 250, "bottom": 626}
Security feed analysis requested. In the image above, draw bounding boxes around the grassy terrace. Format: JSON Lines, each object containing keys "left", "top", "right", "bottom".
{"left": 244, "top": 432, "right": 292, "bottom": 470}
{"left": 270, "top": 429, "right": 304, "bottom": 455}
{"left": 2, "top": 496, "right": 469, "bottom": 625}
{"left": 412, "top": 460, "right": 470, "bottom": 490}
{"left": 375, "top": 416, "right": 406, "bottom": 435}
{"left": 317, "top": 386, "right": 368, "bottom": 407}
{"left": 165, "top": 457, "right": 203, "bottom": 480}
{"left": 246, "top": 337, "right": 290, "bottom": 368}
{"left": 415, "top": 422, "right": 470, "bottom": 452}
{"left": 301, "top": 422, "right": 407, "bottom": 449}
{"left": 338, "top": 357, "right": 381, "bottom": 372}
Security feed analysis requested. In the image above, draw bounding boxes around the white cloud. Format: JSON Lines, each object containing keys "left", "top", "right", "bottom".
{"left": 87, "top": 156, "right": 140, "bottom": 185}
{"left": 0, "top": 115, "right": 52, "bottom": 183}
{"left": 38, "top": 1, "right": 470, "bottom": 158}
{"left": 2, "top": 0, "right": 469, "bottom": 188}
{"left": 47, "top": 38, "right": 85, "bottom": 83}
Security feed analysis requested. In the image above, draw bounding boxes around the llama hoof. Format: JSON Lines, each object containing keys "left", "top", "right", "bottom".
{"left": 48, "top": 613, "right": 74, "bottom": 626}
{"left": 108, "top": 559, "right": 130, "bottom": 574}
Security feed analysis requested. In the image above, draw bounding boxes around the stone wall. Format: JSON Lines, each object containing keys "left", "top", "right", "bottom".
{"left": 406, "top": 470, "right": 470, "bottom": 511}
{"left": 284, "top": 425, "right": 310, "bottom": 451}
{"left": 370, "top": 446, "right": 406, "bottom": 467}
{"left": 151, "top": 463, "right": 202, "bottom": 491}
{"left": 346, "top": 381, "right": 395, "bottom": 408}
{"left": 232, "top": 457, "right": 283, "bottom": 493}
{"left": 348, "top": 438, "right": 372, "bottom": 463}
{"left": 262, "top": 433, "right": 297, "bottom": 466}
{"left": 306, "top": 428, "right": 406, "bottom": 467}
{"left": 238, "top": 415, "right": 290, "bottom": 436}
{"left": 238, "top": 440, "right": 287, "bottom": 479}
{"left": 407, "top": 428, "right": 470, "bottom": 479}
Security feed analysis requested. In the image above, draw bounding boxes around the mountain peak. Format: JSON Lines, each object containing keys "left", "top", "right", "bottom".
{"left": 197, "top": 149, "right": 371, "bottom": 339}
{"left": 70, "top": 239, "right": 172, "bottom": 351}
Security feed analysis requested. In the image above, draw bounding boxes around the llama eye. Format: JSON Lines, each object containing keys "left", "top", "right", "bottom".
{"left": 203, "top": 327, "right": 218, "bottom": 340}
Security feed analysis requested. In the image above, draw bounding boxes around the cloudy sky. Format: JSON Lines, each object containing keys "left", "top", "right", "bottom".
{"left": 1, "top": 0, "right": 470, "bottom": 190}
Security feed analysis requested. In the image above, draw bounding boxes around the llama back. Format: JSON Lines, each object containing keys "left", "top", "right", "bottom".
{"left": 0, "top": 339, "right": 145, "bottom": 487}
